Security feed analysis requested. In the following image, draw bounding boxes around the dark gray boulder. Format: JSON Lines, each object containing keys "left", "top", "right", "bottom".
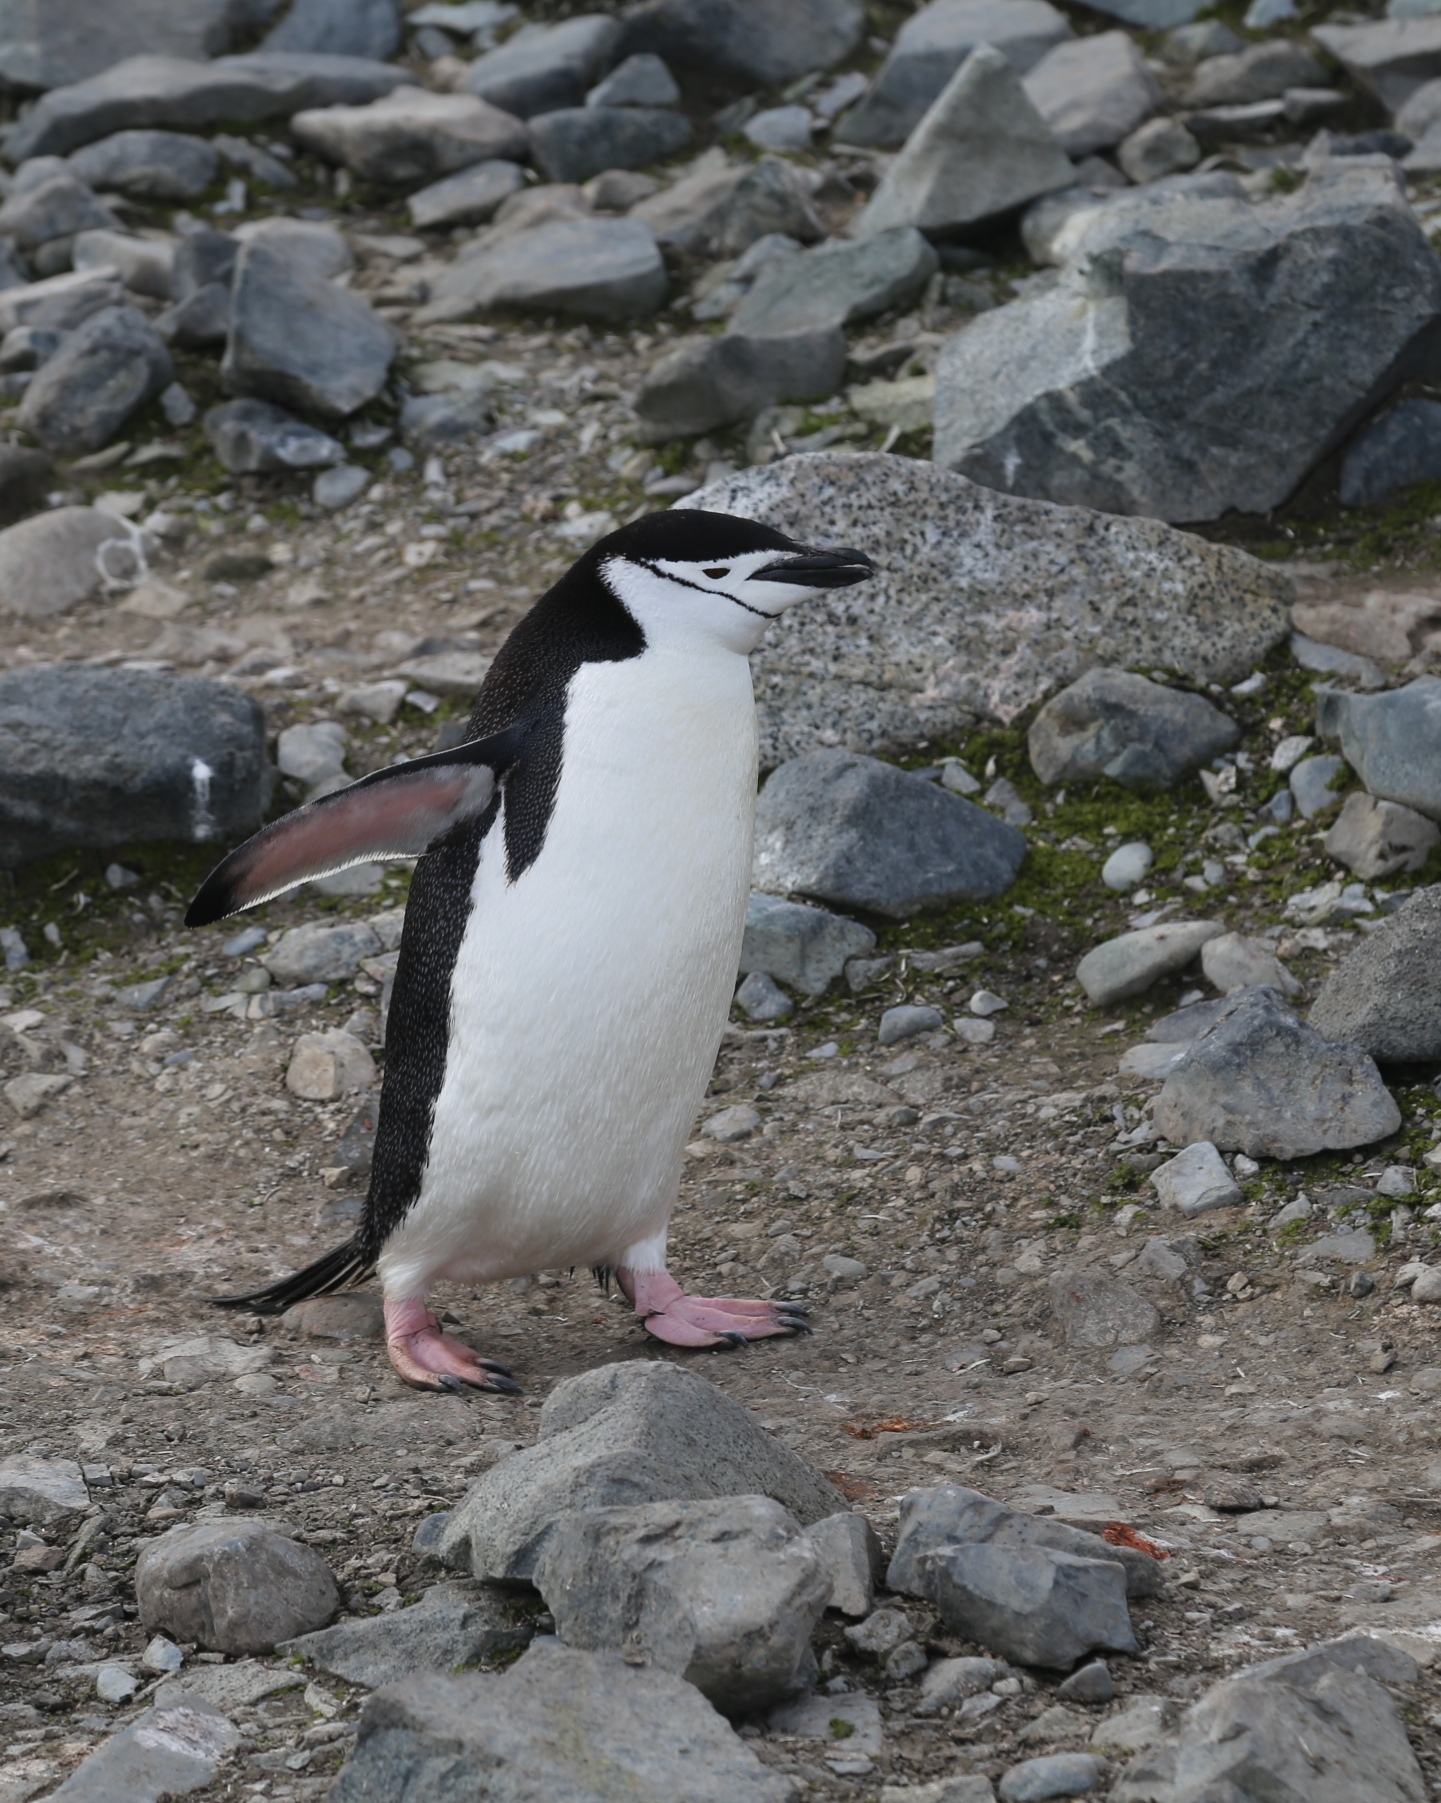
{"left": 729, "top": 227, "right": 938, "bottom": 336}
{"left": 632, "top": 322, "right": 845, "bottom": 437}
{"left": 172, "top": 227, "right": 239, "bottom": 298}
{"left": 616, "top": 0, "right": 865, "bottom": 88}
{"left": 464, "top": 15, "right": 619, "bottom": 118}
{"left": 1342, "top": 398, "right": 1441, "bottom": 507}
{"left": 920, "top": 1540, "right": 1137, "bottom": 1669}
{"left": 16, "top": 303, "right": 171, "bottom": 456}
{"left": 1028, "top": 667, "right": 1239, "bottom": 789}
{"left": 0, "top": 666, "right": 268, "bottom": 868}
{"left": 279, "top": 1580, "right": 533, "bottom": 1687}
{"left": 156, "top": 280, "right": 231, "bottom": 348}
{"left": 205, "top": 398, "right": 345, "bottom": 473}
{"left": 752, "top": 750, "right": 1026, "bottom": 918}
{"left": 528, "top": 105, "right": 693, "bottom": 184}
{"left": 587, "top": 51, "right": 680, "bottom": 109}
{"left": 1310, "top": 885, "right": 1441, "bottom": 1063}
{"left": 739, "top": 891, "right": 876, "bottom": 996}
{"left": 420, "top": 216, "right": 666, "bottom": 324}
{"left": 67, "top": 128, "right": 219, "bottom": 201}
{"left": 1315, "top": 675, "right": 1441, "bottom": 820}
{"left": 0, "top": 0, "right": 241, "bottom": 94}
{"left": 261, "top": 0, "right": 400, "bottom": 60}
{"left": 0, "top": 445, "right": 52, "bottom": 527}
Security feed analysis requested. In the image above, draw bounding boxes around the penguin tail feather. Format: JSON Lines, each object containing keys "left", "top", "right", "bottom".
{"left": 208, "top": 1240, "right": 375, "bottom": 1317}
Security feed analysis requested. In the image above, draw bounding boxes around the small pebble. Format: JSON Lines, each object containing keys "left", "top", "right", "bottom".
{"left": 879, "top": 1004, "right": 943, "bottom": 1045}
{"left": 970, "top": 989, "right": 1008, "bottom": 1017}
{"left": 735, "top": 970, "right": 792, "bottom": 1022}
{"left": 1101, "top": 842, "right": 1152, "bottom": 892}
{"left": 1057, "top": 1661, "right": 1114, "bottom": 1703}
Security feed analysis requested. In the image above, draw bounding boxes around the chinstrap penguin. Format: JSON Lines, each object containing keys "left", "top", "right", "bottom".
{"left": 186, "top": 509, "right": 875, "bottom": 1393}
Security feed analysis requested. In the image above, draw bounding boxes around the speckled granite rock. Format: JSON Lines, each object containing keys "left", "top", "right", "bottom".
{"left": 1309, "top": 885, "right": 1441, "bottom": 1062}
{"left": 684, "top": 453, "right": 1290, "bottom": 764}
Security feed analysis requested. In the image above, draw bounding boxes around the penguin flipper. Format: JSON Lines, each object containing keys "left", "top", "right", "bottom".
{"left": 185, "top": 724, "right": 525, "bottom": 927}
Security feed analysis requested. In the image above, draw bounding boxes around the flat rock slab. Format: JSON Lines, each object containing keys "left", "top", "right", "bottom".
{"left": 1023, "top": 29, "right": 1162, "bottom": 155}
{"left": 1310, "top": 884, "right": 1441, "bottom": 1062}
{"left": 0, "top": 0, "right": 238, "bottom": 92}
{"left": 463, "top": 15, "right": 620, "bottom": 117}
{"left": 920, "top": 1540, "right": 1137, "bottom": 1669}
{"left": 421, "top": 216, "right": 667, "bottom": 323}
{"left": 685, "top": 454, "right": 1290, "bottom": 764}
{"left": 329, "top": 1639, "right": 795, "bottom": 1802}
{"left": 0, "top": 1455, "right": 88, "bottom": 1525}
{"left": 731, "top": 226, "right": 938, "bottom": 337}
{"left": 44, "top": 1697, "right": 238, "bottom": 1803}
{"left": 280, "top": 1580, "right": 534, "bottom": 1686}
{"left": 291, "top": 88, "right": 529, "bottom": 185}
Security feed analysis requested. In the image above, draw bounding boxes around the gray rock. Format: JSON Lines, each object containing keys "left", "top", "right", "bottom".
{"left": 314, "top": 466, "right": 367, "bottom": 513}
{"left": 1341, "top": 398, "right": 1441, "bottom": 507}
{"left": 1325, "top": 791, "right": 1440, "bottom": 878}
{"left": 745, "top": 105, "right": 814, "bottom": 153}
{"left": 616, "top": 0, "right": 864, "bottom": 88}
{"left": 920, "top": 1540, "right": 1136, "bottom": 1670}
{"left": 400, "top": 388, "right": 494, "bottom": 446}
{"left": 10, "top": 50, "right": 417, "bottom": 163}
{"left": 730, "top": 227, "right": 938, "bottom": 337}
{"left": 836, "top": 0, "right": 1072, "bottom": 148}
{"left": 1316, "top": 676, "right": 1441, "bottom": 821}
{"left": 1028, "top": 668, "right": 1238, "bottom": 791}
{"left": 585, "top": 166, "right": 662, "bottom": 211}
{"left": 735, "top": 970, "right": 792, "bottom": 1020}
{"left": 1023, "top": 31, "right": 1162, "bottom": 156}
{"left": 263, "top": 919, "right": 381, "bottom": 984}
{"left": 407, "top": 157, "right": 526, "bottom": 230}
{"left": 15, "top": 303, "right": 169, "bottom": 455}
{"left": 685, "top": 454, "right": 1291, "bottom": 764}
{"left": 1200, "top": 931, "right": 1299, "bottom": 996}
{"left": 235, "top": 213, "right": 353, "bottom": 280}
{"left": 1001, "top": 1755, "right": 1109, "bottom": 1801}
{"left": 135, "top": 1519, "right": 339, "bottom": 1655}
{"left": 0, "top": 665, "right": 267, "bottom": 867}
{"left": 204, "top": 397, "right": 345, "bottom": 474}
{"left": 222, "top": 237, "right": 394, "bottom": 418}
{"left": 529, "top": 105, "right": 693, "bottom": 184}
{"left": 753, "top": 750, "right": 1027, "bottom": 919}
{"left": 67, "top": 128, "right": 218, "bottom": 201}
{"left": 0, "top": 0, "right": 240, "bottom": 94}
{"left": 918, "top": 1655, "right": 1006, "bottom": 1712}
{"left": 261, "top": 0, "right": 401, "bottom": 60}
{"left": 280, "top": 1579, "right": 533, "bottom": 1685}
{"left": 43, "top": 1696, "right": 238, "bottom": 1803}
{"left": 291, "top": 88, "right": 529, "bottom": 185}
{"left": 0, "top": 324, "right": 64, "bottom": 371}
{"left": 0, "top": 1454, "right": 88, "bottom": 1524}
{"left": 72, "top": 227, "right": 175, "bottom": 300}
{"left": 0, "top": 267, "right": 126, "bottom": 334}
{"left": 0, "top": 172, "right": 117, "bottom": 250}
{"left": 1049, "top": 1268, "right": 1160, "bottom": 1349}
{"left": 173, "top": 227, "right": 239, "bottom": 298}
{"left": 740, "top": 890, "right": 875, "bottom": 995}
{"left": 1185, "top": 39, "right": 1327, "bottom": 106}
{"left": 633, "top": 321, "right": 845, "bottom": 437}
{"left": 807, "top": 1510, "right": 883, "bottom": 1617}
{"left": 632, "top": 156, "right": 822, "bottom": 257}
{"left": 535, "top": 1494, "right": 830, "bottom": 1714}
{"left": 1076, "top": 920, "right": 1223, "bottom": 1006}
{"left": 1148, "top": 1140, "right": 1240, "bottom": 1216}
{"left": 1118, "top": 116, "right": 1200, "bottom": 183}
{"left": 0, "top": 444, "right": 52, "bottom": 526}
{"left": 1310, "top": 884, "right": 1441, "bottom": 1061}
{"left": 1154, "top": 984, "right": 1401, "bottom": 1158}
{"left": 0, "top": 504, "right": 134, "bottom": 618}
{"left": 329, "top": 1639, "right": 794, "bottom": 1803}
{"left": 1058, "top": 1661, "right": 1115, "bottom": 1704}
{"left": 855, "top": 46, "right": 1075, "bottom": 239}
{"left": 422, "top": 215, "right": 666, "bottom": 324}
{"left": 589, "top": 53, "right": 680, "bottom": 109}
{"left": 437, "top": 1360, "right": 842, "bottom": 1583}
{"left": 1162, "top": 21, "right": 1244, "bottom": 64}
{"left": 934, "top": 161, "right": 1441, "bottom": 523}
{"left": 1101, "top": 841, "right": 1152, "bottom": 891}
{"left": 1289, "top": 752, "right": 1346, "bottom": 819}
{"left": 464, "top": 15, "right": 620, "bottom": 118}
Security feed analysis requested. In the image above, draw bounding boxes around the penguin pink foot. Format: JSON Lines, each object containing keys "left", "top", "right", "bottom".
{"left": 617, "top": 1268, "right": 811, "bottom": 1349}
{"left": 384, "top": 1298, "right": 521, "bottom": 1395}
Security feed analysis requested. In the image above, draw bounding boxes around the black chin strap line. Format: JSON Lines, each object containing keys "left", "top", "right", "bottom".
{"left": 630, "top": 557, "right": 775, "bottom": 620}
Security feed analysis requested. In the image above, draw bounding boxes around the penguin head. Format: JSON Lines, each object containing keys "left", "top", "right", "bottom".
{"left": 593, "top": 508, "right": 875, "bottom": 654}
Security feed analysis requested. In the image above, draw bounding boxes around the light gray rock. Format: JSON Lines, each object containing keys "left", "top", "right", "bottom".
{"left": 735, "top": 970, "right": 792, "bottom": 1020}
{"left": 136, "top": 1519, "right": 339, "bottom": 1655}
{"left": 753, "top": 750, "right": 1027, "bottom": 918}
{"left": 0, "top": 504, "right": 135, "bottom": 618}
{"left": 1118, "top": 115, "right": 1200, "bottom": 182}
{"left": 745, "top": 104, "right": 813, "bottom": 152}
{"left": 222, "top": 237, "right": 394, "bottom": 418}
{"left": 1155, "top": 984, "right": 1401, "bottom": 1158}
{"left": 1000, "top": 1755, "right": 1108, "bottom": 1802}
{"left": 291, "top": 88, "right": 529, "bottom": 185}
{"left": 234, "top": 213, "right": 353, "bottom": 280}
{"left": 0, "top": 666, "right": 266, "bottom": 867}
{"left": 437, "top": 1361, "right": 842, "bottom": 1583}
{"left": 632, "top": 156, "right": 822, "bottom": 257}
{"left": 172, "top": 227, "right": 239, "bottom": 298}
{"left": 934, "top": 160, "right": 1441, "bottom": 522}
{"left": 1326, "top": 791, "right": 1440, "bottom": 878}
{"left": 313, "top": 463, "right": 368, "bottom": 509}
{"left": 15, "top": 302, "right": 169, "bottom": 455}
{"left": 43, "top": 1696, "right": 238, "bottom": 1803}
{"left": 1310, "top": 884, "right": 1441, "bottom": 1061}
{"left": 329, "top": 1639, "right": 794, "bottom": 1803}
{"left": 588, "top": 53, "right": 680, "bottom": 109}
{"left": 263, "top": 919, "right": 382, "bottom": 984}
{"left": 0, "top": 172, "right": 117, "bottom": 250}
{"left": 1028, "top": 668, "right": 1238, "bottom": 791}
{"left": 261, "top": 0, "right": 401, "bottom": 60}
{"left": 807, "top": 1511, "right": 883, "bottom": 1617}
{"left": 1289, "top": 752, "right": 1347, "bottom": 820}
{"left": 528, "top": 105, "right": 693, "bottom": 184}
{"left": 204, "top": 398, "right": 345, "bottom": 474}
{"left": 739, "top": 890, "right": 876, "bottom": 995}
{"left": 1023, "top": 31, "right": 1162, "bottom": 156}
{"left": 0, "top": 0, "right": 240, "bottom": 94}
{"left": 921, "top": 1539, "right": 1136, "bottom": 1670}
{"left": 280, "top": 1580, "right": 533, "bottom": 1685}
{"left": 277, "top": 719, "right": 347, "bottom": 786}
{"left": 71, "top": 227, "right": 175, "bottom": 299}
{"left": 730, "top": 227, "right": 938, "bottom": 336}
{"left": 1076, "top": 920, "right": 1223, "bottom": 1006}
{"left": 616, "top": 0, "right": 864, "bottom": 88}
{"left": 1149, "top": 1140, "right": 1240, "bottom": 1216}
{"left": 0, "top": 1454, "right": 88, "bottom": 1524}
{"left": 0, "top": 268, "right": 127, "bottom": 336}
{"left": 407, "top": 157, "right": 526, "bottom": 230}
{"left": 881, "top": 1003, "right": 945, "bottom": 1044}
{"left": 1200, "top": 932, "right": 1299, "bottom": 996}
{"left": 1316, "top": 676, "right": 1441, "bottom": 821}
{"left": 67, "top": 128, "right": 218, "bottom": 200}
{"left": 535, "top": 1494, "right": 830, "bottom": 1713}
{"left": 836, "top": 0, "right": 1072, "bottom": 148}
{"left": 1185, "top": 39, "right": 1327, "bottom": 105}
{"left": 1162, "top": 21, "right": 1243, "bottom": 63}
{"left": 918, "top": 1654, "right": 1006, "bottom": 1712}
{"left": 1049, "top": 1268, "right": 1160, "bottom": 1349}
{"left": 686, "top": 455, "right": 1290, "bottom": 764}
{"left": 633, "top": 321, "right": 845, "bottom": 437}
{"left": 421, "top": 215, "right": 665, "bottom": 323}
{"left": 401, "top": 388, "right": 494, "bottom": 446}
{"left": 1101, "top": 842, "right": 1152, "bottom": 891}
{"left": 464, "top": 15, "right": 620, "bottom": 118}
{"left": 855, "top": 46, "right": 1075, "bottom": 239}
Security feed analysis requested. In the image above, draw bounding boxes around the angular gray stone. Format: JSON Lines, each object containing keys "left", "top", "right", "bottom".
{"left": 1316, "top": 676, "right": 1441, "bottom": 821}
{"left": 1076, "top": 920, "right": 1222, "bottom": 1005}
{"left": 464, "top": 15, "right": 620, "bottom": 118}
{"left": 528, "top": 105, "right": 693, "bottom": 185}
{"left": 730, "top": 227, "right": 938, "bottom": 337}
{"left": 72, "top": 227, "right": 176, "bottom": 300}
{"left": 0, "top": 268, "right": 127, "bottom": 335}
{"left": 1148, "top": 1140, "right": 1240, "bottom": 1216}
{"left": 261, "top": 0, "right": 400, "bottom": 59}
{"left": 753, "top": 750, "right": 1027, "bottom": 919}
{"left": 1200, "top": 931, "right": 1299, "bottom": 996}
{"left": 686, "top": 454, "right": 1292, "bottom": 765}
{"left": 616, "top": 0, "right": 864, "bottom": 88}
{"left": 0, "top": 444, "right": 51, "bottom": 526}
{"left": 1310, "top": 884, "right": 1441, "bottom": 1061}
{"left": 1341, "top": 398, "right": 1441, "bottom": 508}
{"left": 16, "top": 303, "right": 170, "bottom": 455}
{"left": 236, "top": 212, "right": 353, "bottom": 279}
{"left": 422, "top": 216, "right": 666, "bottom": 324}
{"left": 535, "top": 1494, "right": 830, "bottom": 1714}
{"left": 263, "top": 919, "right": 381, "bottom": 983}
{"left": 68, "top": 129, "right": 219, "bottom": 201}
{"left": 735, "top": 969, "right": 792, "bottom": 1020}
{"left": 739, "top": 890, "right": 876, "bottom": 996}
{"left": 1049, "top": 1268, "right": 1160, "bottom": 1349}
{"left": 633, "top": 321, "right": 844, "bottom": 437}
{"left": 588, "top": 52, "right": 680, "bottom": 109}
{"left": 1155, "top": 984, "right": 1401, "bottom": 1158}
{"left": 1289, "top": 751, "right": 1346, "bottom": 820}
{"left": 0, "top": 172, "right": 117, "bottom": 251}
{"left": 920, "top": 1540, "right": 1137, "bottom": 1670}
{"left": 329, "top": 1640, "right": 794, "bottom": 1803}
{"left": 0, "top": 504, "right": 134, "bottom": 618}
{"left": 806, "top": 1510, "right": 883, "bottom": 1617}
{"left": 855, "top": 46, "right": 1075, "bottom": 239}
{"left": 43, "top": 1696, "right": 238, "bottom": 1803}
{"left": 1185, "top": 39, "right": 1327, "bottom": 106}
{"left": 0, "top": 0, "right": 241, "bottom": 94}
{"left": 280, "top": 1580, "right": 533, "bottom": 1685}
{"left": 836, "top": 0, "right": 1073, "bottom": 148}
{"left": 1029, "top": 668, "right": 1239, "bottom": 791}
{"left": 1118, "top": 115, "right": 1200, "bottom": 183}
{"left": 173, "top": 227, "right": 239, "bottom": 298}
{"left": 0, "top": 666, "right": 267, "bottom": 867}
{"left": 135, "top": 1519, "right": 339, "bottom": 1655}
{"left": 407, "top": 157, "right": 525, "bottom": 230}
{"left": 934, "top": 161, "right": 1441, "bottom": 523}
{"left": 1001, "top": 1754, "right": 1109, "bottom": 1801}
{"left": 1326, "top": 791, "right": 1440, "bottom": 879}
{"left": 10, "top": 51, "right": 418, "bottom": 163}
{"left": 204, "top": 397, "right": 345, "bottom": 473}
{"left": 290, "top": 88, "right": 529, "bottom": 185}
{"left": 437, "top": 1360, "right": 842, "bottom": 1583}
{"left": 632, "top": 156, "right": 822, "bottom": 257}
{"left": 157, "top": 281, "right": 230, "bottom": 349}
{"left": 1023, "top": 31, "right": 1162, "bottom": 156}
{"left": 400, "top": 388, "right": 494, "bottom": 446}
{"left": 222, "top": 238, "right": 394, "bottom": 418}
{"left": 0, "top": 1454, "right": 88, "bottom": 1524}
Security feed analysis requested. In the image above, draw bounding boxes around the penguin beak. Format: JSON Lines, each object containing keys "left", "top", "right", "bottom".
{"left": 752, "top": 546, "right": 876, "bottom": 589}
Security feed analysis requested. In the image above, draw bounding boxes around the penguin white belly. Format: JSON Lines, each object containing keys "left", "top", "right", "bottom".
{"left": 376, "top": 644, "right": 758, "bottom": 1295}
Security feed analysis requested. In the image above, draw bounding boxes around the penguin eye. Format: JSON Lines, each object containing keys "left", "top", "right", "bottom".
{"left": 702, "top": 567, "right": 728, "bottom": 580}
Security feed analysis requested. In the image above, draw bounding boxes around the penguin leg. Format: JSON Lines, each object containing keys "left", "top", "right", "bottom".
{"left": 615, "top": 1266, "right": 811, "bottom": 1349}
{"left": 383, "top": 1296, "right": 521, "bottom": 1395}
